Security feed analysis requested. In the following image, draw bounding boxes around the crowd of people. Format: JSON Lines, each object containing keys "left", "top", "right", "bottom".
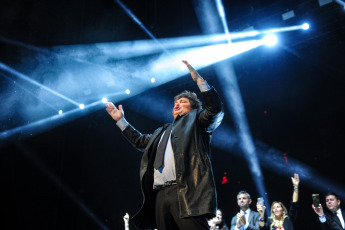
{"left": 204, "top": 173, "right": 344, "bottom": 230}
{"left": 107, "top": 60, "right": 343, "bottom": 230}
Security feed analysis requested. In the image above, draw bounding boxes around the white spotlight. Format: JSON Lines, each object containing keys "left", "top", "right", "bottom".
{"left": 58, "top": 110, "right": 63, "bottom": 115}
{"left": 151, "top": 78, "right": 155, "bottom": 83}
{"left": 263, "top": 34, "right": 278, "bottom": 46}
{"left": 125, "top": 89, "right": 130, "bottom": 94}
{"left": 302, "top": 23, "right": 310, "bottom": 30}
{"left": 79, "top": 104, "right": 85, "bottom": 109}
{"left": 102, "top": 98, "right": 108, "bottom": 103}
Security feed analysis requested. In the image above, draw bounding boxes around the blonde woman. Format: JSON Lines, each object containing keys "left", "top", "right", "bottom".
{"left": 257, "top": 173, "right": 299, "bottom": 230}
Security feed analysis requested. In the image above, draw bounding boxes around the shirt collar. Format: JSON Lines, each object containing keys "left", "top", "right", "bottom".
{"left": 241, "top": 209, "right": 251, "bottom": 215}
{"left": 175, "top": 114, "right": 184, "bottom": 121}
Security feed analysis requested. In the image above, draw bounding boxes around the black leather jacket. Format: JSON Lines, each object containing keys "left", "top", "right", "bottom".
{"left": 121, "top": 87, "right": 224, "bottom": 229}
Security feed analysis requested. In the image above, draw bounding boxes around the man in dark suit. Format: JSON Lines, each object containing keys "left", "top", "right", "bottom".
{"left": 106, "top": 60, "right": 224, "bottom": 230}
{"left": 230, "top": 191, "right": 260, "bottom": 230}
{"left": 312, "top": 192, "right": 345, "bottom": 230}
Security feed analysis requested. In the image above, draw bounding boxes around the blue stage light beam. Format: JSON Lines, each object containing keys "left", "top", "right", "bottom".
{"left": 214, "top": 59, "right": 270, "bottom": 213}
{"left": 215, "top": 0, "right": 268, "bottom": 197}
{"left": 0, "top": 92, "right": 128, "bottom": 144}
{"left": 0, "top": 72, "right": 58, "bottom": 112}
{"left": 149, "top": 40, "right": 264, "bottom": 82}
{"left": 215, "top": 0, "right": 231, "bottom": 43}
{"left": 0, "top": 106, "right": 98, "bottom": 145}
{"left": 50, "top": 23, "right": 307, "bottom": 63}
{"left": 195, "top": 0, "right": 270, "bottom": 213}
{"left": 0, "top": 39, "right": 269, "bottom": 143}
{"left": 263, "top": 34, "right": 278, "bottom": 46}
{"left": 0, "top": 62, "right": 80, "bottom": 106}
{"left": 51, "top": 34, "right": 238, "bottom": 61}
{"left": 1, "top": 25, "right": 307, "bottom": 66}
{"left": 211, "top": 126, "right": 345, "bottom": 198}
{"left": 260, "top": 24, "right": 310, "bottom": 34}
{"left": 0, "top": 35, "right": 126, "bottom": 74}
{"left": 102, "top": 91, "right": 128, "bottom": 99}
{"left": 14, "top": 141, "right": 109, "bottom": 230}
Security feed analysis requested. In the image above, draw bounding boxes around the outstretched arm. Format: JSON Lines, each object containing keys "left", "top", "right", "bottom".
{"left": 291, "top": 173, "right": 299, "bottom": 202}
{"left": 106, "top": 102, "right": 151, "bottom": 151}
{"left": 182, "top": 60, "right": 224, "bottom": 131}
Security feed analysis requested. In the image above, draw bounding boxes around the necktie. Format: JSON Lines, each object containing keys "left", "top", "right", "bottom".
{"left": 243, "top": 211, "right": 247, "bottom": 227}
{"left": 154, "top": 124, "right": 172, "bottom": 169}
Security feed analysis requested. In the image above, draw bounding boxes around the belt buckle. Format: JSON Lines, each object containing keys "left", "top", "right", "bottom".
{"left": 160, "top": 180, "right": 177, "bottom": 190}
{"left": 164, "top": 180, "right": 176, "bottom": 187}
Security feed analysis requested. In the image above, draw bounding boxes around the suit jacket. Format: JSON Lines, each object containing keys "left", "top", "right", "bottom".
{"left": 121, "top": 87, "right": 224, "bottom": 229}
{"left": 230, "top": 209, "right": 260, "bottom": 230}
{"left": 321, "top": 209, "right": 345, "bottom": 230}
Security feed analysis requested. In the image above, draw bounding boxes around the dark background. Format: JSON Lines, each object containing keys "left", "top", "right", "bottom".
{"left": 1, "top": 0, "right": 345, "bottom": 229}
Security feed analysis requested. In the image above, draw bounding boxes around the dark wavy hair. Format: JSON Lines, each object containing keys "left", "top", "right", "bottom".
{"left": 174, "top": 90, "right": 202, "bottom": 110}
{"left": 326, "top": 192, "right": 340, "bottom": 200}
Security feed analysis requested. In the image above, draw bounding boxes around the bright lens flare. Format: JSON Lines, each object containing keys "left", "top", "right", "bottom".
{"left": 302, "top": 23, "right": 310, "bottom": 30}
{"left": 263, "top": 34, "right": 278, "bottom": 46}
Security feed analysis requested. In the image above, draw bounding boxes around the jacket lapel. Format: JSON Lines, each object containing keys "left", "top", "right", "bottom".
{"left": 331, "top": 212, "right": 343, "bottom": 229}
{"left": 146, "top": 124, "right": 170, "bottom": 149}
{"left": 247, "top": 211, "right": 252, "bottom": 224}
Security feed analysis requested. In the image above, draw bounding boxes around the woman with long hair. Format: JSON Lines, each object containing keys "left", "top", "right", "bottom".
{"left": 257, "top": 173, "right": 299, "bottom": 230}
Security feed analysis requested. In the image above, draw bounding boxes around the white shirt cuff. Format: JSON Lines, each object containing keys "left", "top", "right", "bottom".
{"left": 197, "top": 80, "right": 211, "bottom": 92}
{"left": 319, "top": 215, "right": 327, "bottom": 223}
{"left": 116, "top": 117, "right": 129, "bottom": 131}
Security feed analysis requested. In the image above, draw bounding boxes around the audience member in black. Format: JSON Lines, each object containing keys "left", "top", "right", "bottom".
{"left": 312, "top": 192, "right": 345, "bottom": 230}
{"left": 257, "top": 173, "right": 299, "bottom": 230}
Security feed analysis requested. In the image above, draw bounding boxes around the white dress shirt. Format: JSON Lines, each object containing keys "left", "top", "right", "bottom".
{"left": 240, "top": 209, "right": 251, "bottom": 229}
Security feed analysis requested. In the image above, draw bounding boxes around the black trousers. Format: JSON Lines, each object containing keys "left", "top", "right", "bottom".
{"left": 155, "top": 184, "right": 209, "bottom": 230}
